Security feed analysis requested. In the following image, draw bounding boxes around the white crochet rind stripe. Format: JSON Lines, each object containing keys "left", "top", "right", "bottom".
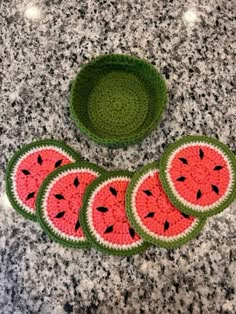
{"left": 87, "top": 177, "right": 144, "bottom": 250}
{"left": 12, "top": 146, "right": 76, "bottom": 214}
{"left": 42, "top": 167, "right": 99, "bottom": 242}
{"left": 131, "top": 169, "right": 199, "bottom": 242}
{"left": 166, "top": 142, "right": 234, "bottom": 212}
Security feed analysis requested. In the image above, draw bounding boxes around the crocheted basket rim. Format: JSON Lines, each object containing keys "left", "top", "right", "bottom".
{"left": 70, "top": 54, "right": 167, "bottom": 148}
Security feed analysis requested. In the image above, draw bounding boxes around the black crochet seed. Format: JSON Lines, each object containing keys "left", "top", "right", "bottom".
{"left": 104, "top": 225, "right": 113, "bottom": 234}
{"left": 197, "top": 189, "right": 202, "bottom": 199}
{"left": 37, "top": 154, "right": 43, "bottom": 165}
{"left": 212, "top": 184, "right": 219, "bottom": 194}
{"left": 73, "top": 177, "right": 79, "bottom": 188}
{"left": 96, "top": 206, "right": 108, "bottom": 212}
{"left": 26, "top": 191, "right": 35, "bottom": 200}
{"left": 145, "top": 212, "right": 155, "bottom": 218}
{"left": 177, "top": 176, "right": 186, "bottom": 182}
{"left": 54, "top": 159, "right": 63, "bottom": 168}
{"left": 109, "top": 187, "right": 117, "bottom": 196}
{"left": 199, "top": 149, "right": 204, "bottom": 159}
{"left": 55, "top": 211, "right": 65, "bottom": 218}
{"left": 129, "top": 228, "right": 135, "bottom": 239}
{"left": 75, "top": 219, "right": 80, "bottom": 231}
{"left": 54, "top": 194, "right": 65, "bottom": 200}
{"left": 164, "top": 220, "right": 170, "bottom": 231}
{"left": 181, "top": 212, "right": 189, "bottom": 219}
{"left": 22, "top": 169, "right": 30, "bottom": 175}
{"left": 143, "top": 190, "right": 152, "bottom": 196}
{"left": 179, "top": 157, "right": 188, "bottom": 164}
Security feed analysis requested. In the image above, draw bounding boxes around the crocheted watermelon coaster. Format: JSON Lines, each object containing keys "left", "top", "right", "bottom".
{"left": 36, "top": 162, "right": 105, "bottom": 248}
{"left": 80, "top": 171, "right": 149, "bottom": 255}
{"left": 70, "top": 54, "right": 167, "bottom": 147}
{"left": 126, "top": 162, "right": 206, "bottom": 248}
{"left": 159, "top": 136, "right": 236, "bottom": 218}
{"left": 6, "top": 140, "right": 80, "bottom": 221}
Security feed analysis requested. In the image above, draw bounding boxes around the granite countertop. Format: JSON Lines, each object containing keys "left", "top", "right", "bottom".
{"left": 0, "top": 0, "right": 235, "bottom": 313}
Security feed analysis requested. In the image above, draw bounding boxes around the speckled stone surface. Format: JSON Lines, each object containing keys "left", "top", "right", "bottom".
{"left": 0, "top": 0, "right": 236, "bottom": 313}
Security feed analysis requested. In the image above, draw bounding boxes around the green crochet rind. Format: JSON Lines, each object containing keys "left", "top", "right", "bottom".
{"left": 70, "top": 54, "right": 167, "bottom": 148}
{"left": 80, "top": 170, "right": 150, "bottom": 256}
{"left": 5, "top": 139, "right": 81, "bottom": 222}
{"left": 159, "top": 136, "right": 236, "bottom": 218}
{"left": 36, "top": 161, "right": 106, "bottom": 249}
{"left": 126, "top": 161, "right": 206, "bottom": 249}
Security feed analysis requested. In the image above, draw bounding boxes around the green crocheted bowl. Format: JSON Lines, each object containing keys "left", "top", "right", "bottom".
{"left": 70, "top": 54, "right": 167, "bottom": 147}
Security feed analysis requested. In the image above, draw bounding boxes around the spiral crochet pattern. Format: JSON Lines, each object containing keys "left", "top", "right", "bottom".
{"left": 70, "top": 54, "right": 167, "bottom": 147}
{"left": 5, "top": 136, "right": 236, "bottom": 253}
{"left": 159, "top": 136, "right": 236, "bottom": 217}
{"left": 5, "top": 140, "right": 80, "bottom": 221}
{"left": 80, "top": 171, "right": 149, "bottom": 255}
{"left": 126, "top": 162, "right": 206, "bottom": 248}
{"left": 36, "top": 162, "right": 105, "bottom": 248}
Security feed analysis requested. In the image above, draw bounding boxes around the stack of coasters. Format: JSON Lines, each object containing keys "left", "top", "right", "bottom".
{"left": 126, "top": 136, "right": 236, "bottom": 249}
{"left": 5, "top": 136, "right": 236, "bottom": 255}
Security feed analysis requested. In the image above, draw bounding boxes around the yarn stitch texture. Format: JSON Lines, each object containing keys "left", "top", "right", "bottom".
{"left": 36, "top": 162, "right": 105, "bottom": 248}
{"left": 159, "top": 136, "right": 236, "bottom": 217}
{"left": 126, "top": 161, "right": 206, "bottom": 248}
{"left": 6, "top": 136, "right": 236, "bottom": 253}
{"left": 6, "top": 139, "right": 80, "bottom": 221}
{"left": 70, "top": 54, "right": 167, "bottom": 147}
{"left": 80, "top": 171, "right": 149, "bottom": 256}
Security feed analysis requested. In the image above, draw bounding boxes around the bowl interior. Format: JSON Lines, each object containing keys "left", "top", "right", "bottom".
{"left": 71, "top": 56, "right": 166, "bottom": 144}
